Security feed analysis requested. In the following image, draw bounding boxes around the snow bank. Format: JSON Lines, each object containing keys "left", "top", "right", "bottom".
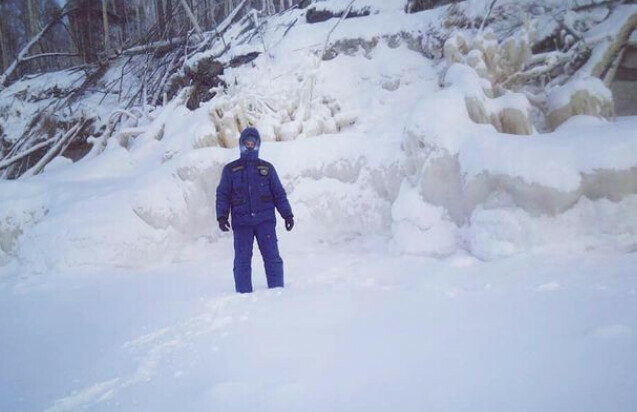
{"left": 403, "top": 69, "right": 637, "bottom": 258}
{"left": 0, "top": 28, "right": 428, "bottom": 272}
{"left": 391, "top": 182, "right": 458, "bottom": 256}
{"left": 402, "top": 14, "right": 637, "bottom": 257}
{"left": 0, "top": 181, "right": 49, "bottom": 265}
{"left": 0, "top": 129, "right": 405, "bottom": 272}
{"left": 1, "top": 139, "right": 223, "bottom": 272}
{"left": 467, "top": 195, "right": 637, "bottom": 260}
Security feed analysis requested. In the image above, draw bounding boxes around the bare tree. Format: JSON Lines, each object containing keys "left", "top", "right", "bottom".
{"left": 0, "top": 15, "right": 66, "bottom": 90}
{"left": 180, "top": 0, "right": 203, "bottom": 35}
{"left": 135, "top": 1, "right": 143, "bottom": 39}
{"left": 261, "top": 0, "right": 275, "bottom": 15}
{"left": 103, "top": 0, "right": 111, "bottom": 52}
{"left": 166, "top": 0, "right": 175, "bottom": 37}
{"left": 156, "top": 0, "right": 167, "bottom": 38}
{"left": 26, "top": 0, "right": 39, "bottom": 39}
{"left": 113, "top": 0, "right": 129, "bottom": 46}
{"left": 0, "top": 10, "right": 9, "bottom": 72}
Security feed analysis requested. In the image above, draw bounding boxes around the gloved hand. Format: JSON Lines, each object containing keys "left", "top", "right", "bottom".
{"left": 285, "top": 216, "right": 294, "bottom": 232}
{"left": 218, "top": 217, "right": 230, "bottom": 232}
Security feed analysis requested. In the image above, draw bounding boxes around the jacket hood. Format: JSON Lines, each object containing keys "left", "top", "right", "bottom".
{"left": 239, "top": 127, "right": 261, "bottom": 160}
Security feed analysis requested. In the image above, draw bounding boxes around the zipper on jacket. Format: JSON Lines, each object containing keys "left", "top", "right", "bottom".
{"left": 247, "top": 166, "right": 254, "bottom": 217}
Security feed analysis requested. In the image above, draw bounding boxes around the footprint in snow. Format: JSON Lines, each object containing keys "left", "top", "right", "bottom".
{"left": 46, "top": 294, "right": 240, "bottom": 411}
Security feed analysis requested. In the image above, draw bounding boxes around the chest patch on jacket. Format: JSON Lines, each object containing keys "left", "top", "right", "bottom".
{"left": 258, "top": 166, "right": 269, "bottom": 176}
{"left": 231, "top": 165, "right": 245, "bottom": 173}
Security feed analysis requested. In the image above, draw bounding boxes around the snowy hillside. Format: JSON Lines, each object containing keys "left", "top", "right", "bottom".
{"left": 1, "top": 0, "right": 637, "bottom": 411}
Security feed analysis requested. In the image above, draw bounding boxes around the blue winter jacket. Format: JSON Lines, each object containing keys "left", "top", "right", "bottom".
{"left": 216, "top": 128, "right": 293, "bottom": 228}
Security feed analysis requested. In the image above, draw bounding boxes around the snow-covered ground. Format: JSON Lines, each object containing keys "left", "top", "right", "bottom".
{"left": 2, "top": 1, "right": 637, "bottom": 410}
{"left": 1, "top": 241, "right": 636, "bottom": 411}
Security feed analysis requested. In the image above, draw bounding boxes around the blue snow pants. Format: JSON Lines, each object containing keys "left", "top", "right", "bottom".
{"left": 233, "top": 221, "right": 283, "bottom": 293}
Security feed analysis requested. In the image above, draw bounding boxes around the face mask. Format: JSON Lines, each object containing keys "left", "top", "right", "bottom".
{"left": 244, "top": 138, "right": 257, "bottom": 150}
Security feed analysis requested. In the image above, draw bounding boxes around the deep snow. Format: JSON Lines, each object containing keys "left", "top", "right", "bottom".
{"left": 1, "top": 242, "right": 636, "bottom": 412}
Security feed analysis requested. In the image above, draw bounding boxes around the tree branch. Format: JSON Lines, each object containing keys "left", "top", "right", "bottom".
{"left": 23, "top": 120, "right": 86, "bottom": 177}
{"left": 479, "top": 0, "right": 498, "bottom": 32}
{"left": 0, "top": 13, "right": 66, "bottom": 90}
{"left": 121, "top": 37, "right": 187, "bottom": 56}
{"left": 0, "top": 137, "right": 56, "bottom": 170}
{"left": 21, "top": 52, "right": 80, "bottom": 63}
{"left": 321, "top": 0, "right": 356, "bottom": 58}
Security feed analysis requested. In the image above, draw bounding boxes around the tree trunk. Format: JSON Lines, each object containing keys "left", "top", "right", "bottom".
{"left": 116, "top": 0, "right": 129, "bottom": 46}
{"left": 67, "top": 4, "right": 91, "bottom": 63}
{"left": 136, "top": 3, "right": 143, "bottom": 40}
{"left": 27, "top": 0, "right": 39, "bottom": 38}
{"left": 0, "top": 14, "right": 9, "bottom": 72}
{"left": 156, "top": 0, "right": 166, "bottom": 38}
{"left": 26, "top": 0, "right": 41, "bottom": 72}
{"left": 103, "top": 0, "right": 111, "bottom": 53}
{"left": 166, "top": 0, "right": 174, "bottom": 37}
{"left": 207, "top": 0, "right": 217, "bottom": 30}
{"left": 82, "top": 10, "right": 92, "bottom": 62}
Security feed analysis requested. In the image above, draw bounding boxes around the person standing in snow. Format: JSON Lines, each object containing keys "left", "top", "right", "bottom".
{"left": 215, "top": 127, "right": 294, "bottom": 293}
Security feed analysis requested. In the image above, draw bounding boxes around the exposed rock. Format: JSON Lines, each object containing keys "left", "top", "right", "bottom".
{"left": 405, "top": 0, "right": 455, "bottom": 14}
{"left": 185, "top": 57, "right": 224, "bottom": 84}
{"left": 306, "top": 6, "right": 370, "bottom": 24}
{"left": 229, "top": 52, "right": 260, "bottom": 68}
{"left": 306, "top": 8, "right": 333, "bottom": 23}
{"left": 182, "top": 57, "right": 225, "bottom": 110}
{"left": 322, "top": 37, "right": 379, "bottom": 60}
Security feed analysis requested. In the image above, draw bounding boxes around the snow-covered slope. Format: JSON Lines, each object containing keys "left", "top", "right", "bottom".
{"left": 1, "top": 1, "right": 636, "bottom": 269}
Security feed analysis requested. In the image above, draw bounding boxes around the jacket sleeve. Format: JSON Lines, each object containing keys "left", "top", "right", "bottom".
{"left": 270, "top": 165, "right": 293, "bottom": 219}
{"left": 216, "top": 166, "right": 231, "bottom": 221}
